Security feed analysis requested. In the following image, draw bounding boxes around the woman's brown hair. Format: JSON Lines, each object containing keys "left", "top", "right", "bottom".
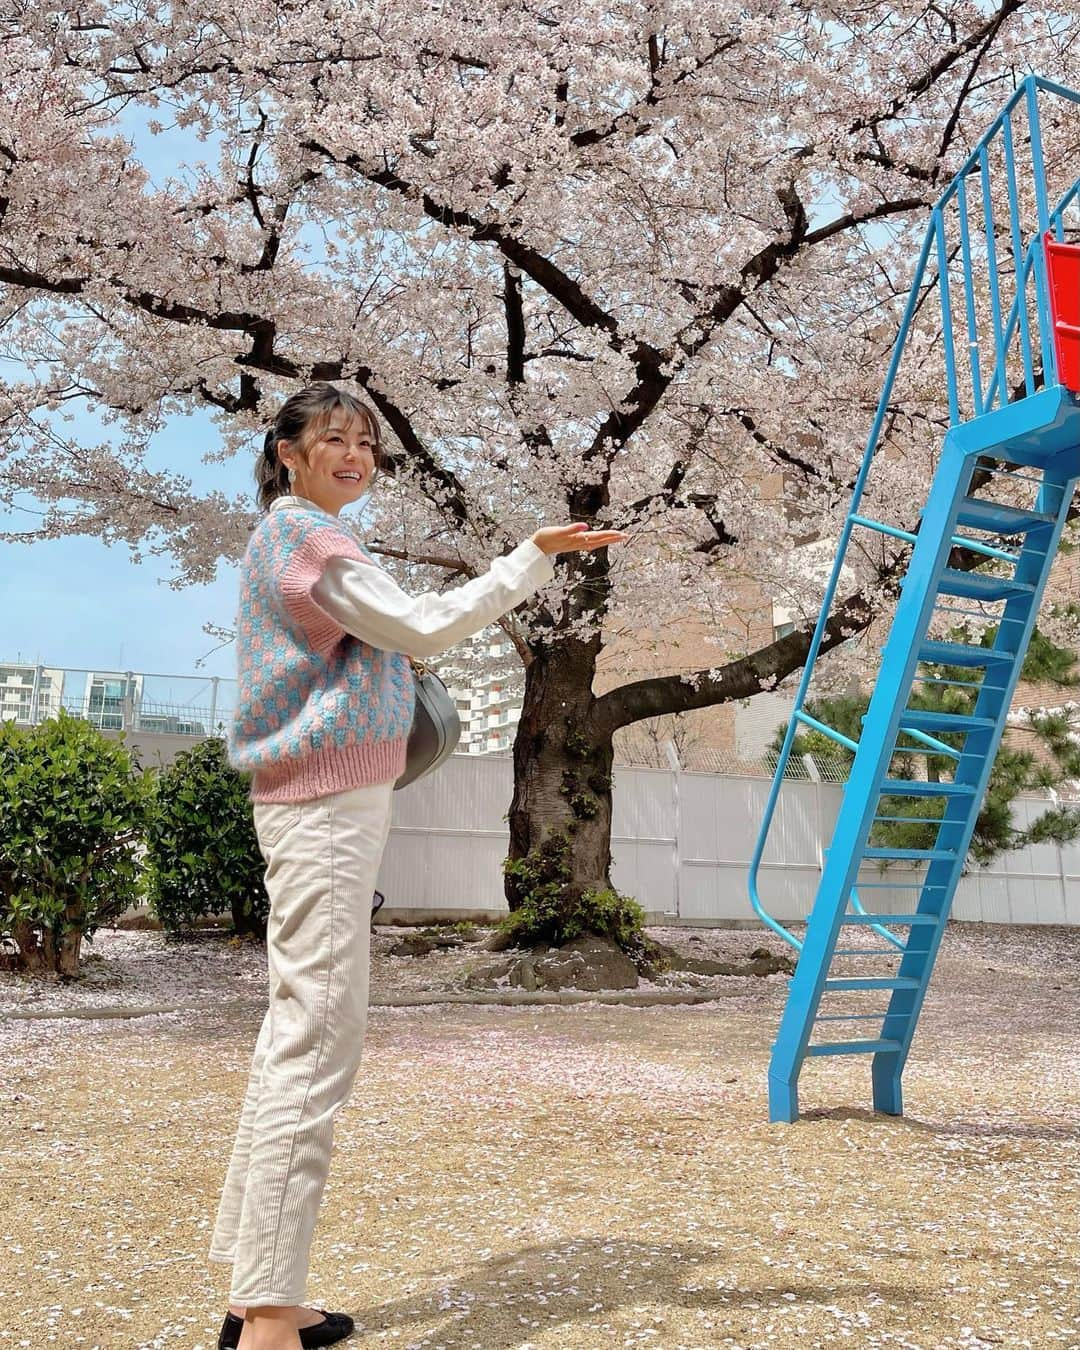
{"left": 256, "top": 383, "right": 382, "bottom": 511}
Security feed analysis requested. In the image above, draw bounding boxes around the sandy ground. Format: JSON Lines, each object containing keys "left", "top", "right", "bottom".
{"left": 0, "top": 923, "right": 1078, "bottom": 1350}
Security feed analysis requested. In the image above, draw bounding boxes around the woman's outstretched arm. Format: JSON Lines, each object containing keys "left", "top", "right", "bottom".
{"left": 312, "top": 537, "right": 554, "bottom": 659}
{"left": 312, "top": 524, "right": 626, "bottom": 659}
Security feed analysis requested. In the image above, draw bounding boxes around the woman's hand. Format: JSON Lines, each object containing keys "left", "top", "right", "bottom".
{"left": 532, "top": 523, "right": 629, "bottom": 556}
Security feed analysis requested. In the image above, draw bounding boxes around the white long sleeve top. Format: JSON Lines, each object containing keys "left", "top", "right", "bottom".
{"left": 270, "top": 495, "right": 555, "bottom": 660}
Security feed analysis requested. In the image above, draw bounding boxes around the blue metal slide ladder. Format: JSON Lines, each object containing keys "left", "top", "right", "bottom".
{"left": 747, "top": 77, "right": 1080, "bottom": 1123}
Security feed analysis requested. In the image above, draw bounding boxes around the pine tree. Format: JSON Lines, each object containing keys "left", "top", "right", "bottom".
{"left": 774, "top": 630, "right": 1080, "bottom": 866}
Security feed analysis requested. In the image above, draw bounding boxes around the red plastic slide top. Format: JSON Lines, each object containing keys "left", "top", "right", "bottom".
{"left": 1044, "top": 232, "right": 1080, "bottom": 394}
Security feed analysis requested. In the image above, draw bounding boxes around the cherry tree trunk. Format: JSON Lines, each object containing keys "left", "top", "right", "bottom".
{"left": 505, "top": 636, "right": 616, "bottom": 909}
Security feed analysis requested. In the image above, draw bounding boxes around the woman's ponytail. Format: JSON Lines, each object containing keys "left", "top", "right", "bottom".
{"left": 256, "top": 428, "right": 291, "bottom": 511}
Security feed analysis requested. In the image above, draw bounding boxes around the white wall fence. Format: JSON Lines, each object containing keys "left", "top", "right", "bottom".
{"left": 381, "top": 753, "right": 1080, "bottom": 926}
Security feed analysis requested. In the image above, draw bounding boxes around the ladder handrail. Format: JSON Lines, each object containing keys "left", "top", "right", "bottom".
{"left": 978, "top": 161, "right": 1080, "bottom": 406}
{"left": 982, "top": 245, "right": 1038, "bottom": 408}
{"left": 1050, "top": 181, "right": 1080, "bottom": 235}
{"left": 748, "top": 75, "right": 1080, "bottom": 945}
{"left": 747, "top": 215, "right": 939, "bottom": 950}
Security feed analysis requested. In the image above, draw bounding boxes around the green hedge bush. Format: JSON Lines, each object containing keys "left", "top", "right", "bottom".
{"left": 146, "top": 738, "right": 268, "bottom": 937}
{"left": 0, "top": 712, "right": 151, "bottom": 977}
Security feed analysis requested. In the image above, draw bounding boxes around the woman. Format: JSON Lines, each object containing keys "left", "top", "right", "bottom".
{"left": 209, "top": 383, "right": 627, "bottom": 1350}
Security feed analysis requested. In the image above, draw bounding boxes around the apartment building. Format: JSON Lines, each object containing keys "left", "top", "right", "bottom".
{"left": 82, "top": 672, "right": 144, "bottom": 731}
{"left": 441, "top": 631, "right": 524, "bottom": 755}
{"left": 0, "top": 663, "right": 66, "bottom": 724}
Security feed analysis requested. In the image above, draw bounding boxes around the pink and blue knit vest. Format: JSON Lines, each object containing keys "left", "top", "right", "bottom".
{"left": 228, "top": 504, "right": 415, "bottom": 802}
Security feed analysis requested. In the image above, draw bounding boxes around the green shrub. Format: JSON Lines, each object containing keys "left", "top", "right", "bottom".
{"left": 502, "top": 832, "right": 572, "bottom": 928}
{"left": 572, "top": 887, "right": 647, "bottom": 951}
{"left": 0, "top": 712, "right": 152, "bottom": 978}
{"left": 146, "top": 738, "right": 268, "bottom": 937}
{"left": 500, "top": 834, "right": 646, "bottom": 955}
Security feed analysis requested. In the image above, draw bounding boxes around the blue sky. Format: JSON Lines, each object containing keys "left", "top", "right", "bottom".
{"left": 1, "top": 414, "right": 249, "bottom": 680}
{"left": 1, "top": 111, "right": 251, "bottom": 681}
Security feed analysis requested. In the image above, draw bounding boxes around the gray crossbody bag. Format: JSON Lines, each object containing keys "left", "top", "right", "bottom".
{"left": 395, "top": 661, "right": 462, "bottom": 790}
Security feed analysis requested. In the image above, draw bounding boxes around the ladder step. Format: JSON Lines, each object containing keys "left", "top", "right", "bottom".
{"left": 806, "top": 1039, "right": 904, "bottom": 1057}
{"left": 880, "top": 778, "right": 976, "bottom": 797}
{"left": 832, "top": 948, "right": 901, "bottom": 957}
{"left": 954, "top": 497, "right": 1055, "bottom": 535}
{"left": 825, "top": 977, "right": 921, "bottom": 992}
{"left": 853, "top": 882, "right": 948, "bottom": 889}
{"left": 873, "top": 814, "right": 946, "bottom": 824}
{"left": 816, "top": 1012, "right": 892, "bottom": 1021}
{"left": 914, "top": 673, "right": 996, "bottom": 690}
{"left": 863, "top": 847, "right": 957, "bottom": 861}
{"left": 936, "top": 569, "right": 1035, "bottom": 602}
{"left": 918, "top": 639, "right": 1015, "bottom": 667}
{"left": 841, "top": 914, "right": 939, "bottom": 926}
{"left": 948, "top": 533, "right": 1019, "bottom": 565}
{"left": 899, "top": 710, "right": 997, "bottom": 734}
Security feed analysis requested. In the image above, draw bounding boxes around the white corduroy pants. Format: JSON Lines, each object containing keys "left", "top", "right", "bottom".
{"left": 208, "top": 779, "right": 395, "bottom": 1305}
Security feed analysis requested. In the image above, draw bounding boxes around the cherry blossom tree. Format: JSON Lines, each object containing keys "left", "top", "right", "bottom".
{"left": 2, "top": 2, "right": 1077, "bottom": 932}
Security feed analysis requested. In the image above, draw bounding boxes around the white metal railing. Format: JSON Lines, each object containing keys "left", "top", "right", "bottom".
{"left": 0, "top": 662, "right": 238, "bottom": 736}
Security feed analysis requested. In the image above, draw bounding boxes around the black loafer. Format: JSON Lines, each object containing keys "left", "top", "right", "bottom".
{"left": 218, "top": 1309, "right": 355, "bottom": 1349}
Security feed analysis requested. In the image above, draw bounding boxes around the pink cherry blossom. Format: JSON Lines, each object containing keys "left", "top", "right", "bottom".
{"left": 1, "top": 5, "right": 1075, "bottom": 715}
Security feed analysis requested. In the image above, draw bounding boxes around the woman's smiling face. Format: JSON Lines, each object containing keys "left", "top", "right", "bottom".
{"left": 280, "top": 406, "right": 378, "bottom": 516}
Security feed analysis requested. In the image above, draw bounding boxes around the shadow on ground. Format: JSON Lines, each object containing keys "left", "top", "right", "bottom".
{"left": 802, "top": 1103, "right": 1080, "bottom": 1142}
{"left": 336, "top": 1237, "right": 920, "bottom": 1347}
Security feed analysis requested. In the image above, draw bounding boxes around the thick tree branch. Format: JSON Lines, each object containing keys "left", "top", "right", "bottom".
{"left": 504, "top": 263, "right": 526, "bottom": 386}
{"left": 624, "top": 456, "right": 690, "bottom": 517}
{"left": 567, "top": 34, "right": 739, "bottom": 151}
{"left": 592, "top": 478, "right": 1040, "bottom": 737}
{"left": 849, "top": 0, "right": 1025, "bottom": 139}
{"left": 580, "top": 179, "right": 812, "bottom": 468}
{"left": 802, "top": 195, "right": 927, "bottom": 249}
{"left": 691, "top": 500, "right": 738, "bottom": 553}
{"left": 502, "top": 262, "right": 556, "bottom": 461}
{"left": 0, "top": 260, "right": 263, "bottom": 330}
{"left": 300, "top": 136, "right": 664, "bottom": 374}
{"left": 365, "top": 544, "right": 474, "bottom": 576}
{"left": 591, "top": 590, "right": 875, "bottom": 737}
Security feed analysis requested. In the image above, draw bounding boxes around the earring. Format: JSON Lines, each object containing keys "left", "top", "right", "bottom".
{"left": 287, "top": 466, "right": 296, "bottom": 485}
